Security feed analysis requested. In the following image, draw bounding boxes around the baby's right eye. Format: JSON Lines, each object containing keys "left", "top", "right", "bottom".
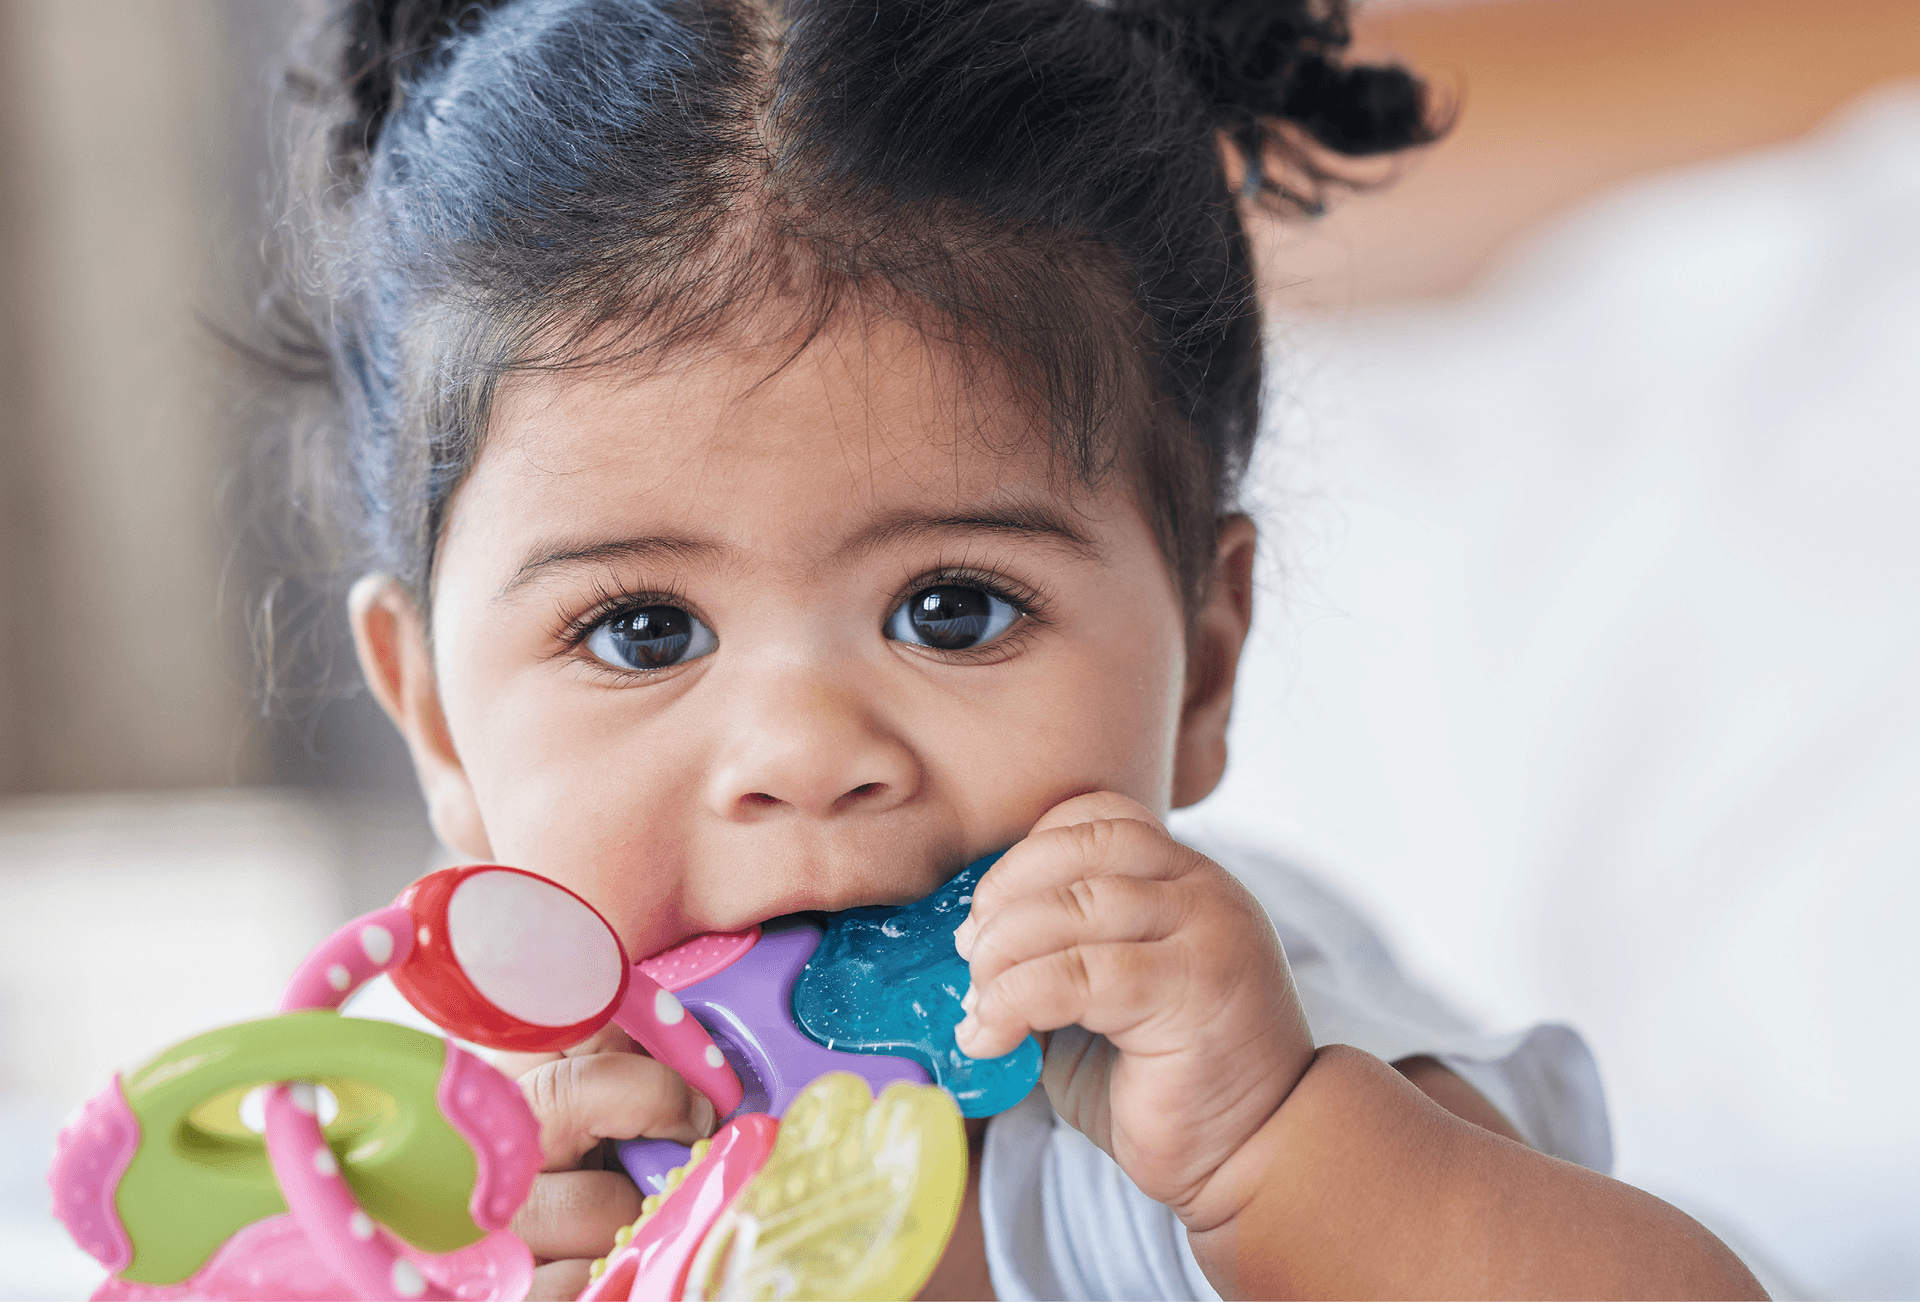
{"left": 583, "top": 605, "right": 716, "bottom": 673}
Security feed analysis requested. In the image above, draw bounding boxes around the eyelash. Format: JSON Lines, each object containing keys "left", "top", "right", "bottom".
{"left": 553, "top": 579, "right": 703, "bottom": 659}
{"left": 886, "top": 563, "right": 1052, "bottom": 662}
{"left": 551, "top": 564, "right": 1053, "bottom": 674}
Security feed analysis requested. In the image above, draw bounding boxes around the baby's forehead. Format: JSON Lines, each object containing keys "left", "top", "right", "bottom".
{"left": 487, "top": 319, "right": 1102, "bottom": 506}
{"left": 459, "top": 319, "right": 1139, "bottom": 579}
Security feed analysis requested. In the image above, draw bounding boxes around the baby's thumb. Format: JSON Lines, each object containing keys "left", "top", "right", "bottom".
{"left": 1028, "top": 790, "right": 1165, "bottom": 838}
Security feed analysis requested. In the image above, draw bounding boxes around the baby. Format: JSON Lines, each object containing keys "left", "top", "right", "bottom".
{"left": 280, "top": 0, "right": 1765, "bottom": 1296}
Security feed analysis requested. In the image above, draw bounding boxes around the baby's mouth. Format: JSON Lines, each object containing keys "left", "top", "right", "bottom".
{"left": 678, "top": 838, "right": 991, "bottom": 942}
{"left": 617, "top": 851, "right": 1037, "bottom": 1197}
{"left": 652, "top": 851, "right": 1036, "bottom": 1114}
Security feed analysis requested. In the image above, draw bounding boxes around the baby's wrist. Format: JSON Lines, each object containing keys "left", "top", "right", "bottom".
{"left": 1182, "top": 1044, "right": 1496, "bottom": 1297}
{"left": 1171, "top": 1042, "right": 1322, "bottom": 1239}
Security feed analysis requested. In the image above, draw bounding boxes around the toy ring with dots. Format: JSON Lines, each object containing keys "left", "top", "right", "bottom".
{"left": 282, "top": 864, "right": 744, "bottom": 1115}
{"left": 50, "top": 1011, "right": 537, "bottom": 1299}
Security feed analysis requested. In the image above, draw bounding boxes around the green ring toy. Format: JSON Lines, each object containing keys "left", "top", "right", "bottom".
{"left": 67, "top": 1010, "right": 519, "bottom": 1286}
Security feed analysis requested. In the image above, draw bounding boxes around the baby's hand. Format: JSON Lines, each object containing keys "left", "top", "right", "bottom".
{"left": 953, "top": 793, "right": 1314, "bottom": 1228}
{"left": 495, "top": 1026, "right": 717, "bottom": 1301}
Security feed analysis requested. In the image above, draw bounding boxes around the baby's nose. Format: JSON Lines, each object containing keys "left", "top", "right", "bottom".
{"left": 702, "top": 674, "right": 921, "bottom": 821}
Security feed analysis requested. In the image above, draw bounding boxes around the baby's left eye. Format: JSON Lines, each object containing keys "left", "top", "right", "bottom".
{"left": 886, "top": 584, "right": 1021, "bottom": 651}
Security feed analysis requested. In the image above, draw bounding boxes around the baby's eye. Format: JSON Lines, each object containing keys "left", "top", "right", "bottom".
{"left": 886, "top": 585, "right": 1021, "bottom": 651}
{"left": 583, "top": 605, "right": 716, "bottom": 672}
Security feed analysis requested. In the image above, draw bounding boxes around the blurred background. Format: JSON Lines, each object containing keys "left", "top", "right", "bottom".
{"left": 1, "top": 0, "right": 1915, "bottom": 1296}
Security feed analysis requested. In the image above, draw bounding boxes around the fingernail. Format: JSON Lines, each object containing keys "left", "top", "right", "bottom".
{"left": 960, "top": 983, "right": 978, "bottom": 1014}
{"left": 694, "top": 1094, "right": 717, "bottom": 1138}
{"left": 953, "top": 917, "right": 975, "bottom": 958}
{"left": 954, "top": 1013, "right": 979, "bottom": 1052}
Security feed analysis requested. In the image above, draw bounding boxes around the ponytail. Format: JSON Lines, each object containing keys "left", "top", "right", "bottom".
{"left": 1107, "top": 0, "right": 1439, "bottom": 211}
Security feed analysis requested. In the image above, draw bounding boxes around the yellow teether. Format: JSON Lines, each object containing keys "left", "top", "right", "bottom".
{"left": 681, "top": 1072, "right": 965, "bottom": 1301}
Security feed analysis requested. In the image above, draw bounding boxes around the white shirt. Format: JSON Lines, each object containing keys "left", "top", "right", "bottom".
{"left": 978, "top": 836, "right": 1612, "bottom": 1301}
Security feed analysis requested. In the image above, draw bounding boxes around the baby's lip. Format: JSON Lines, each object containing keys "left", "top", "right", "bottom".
{"left": 658, "top": 848, "right": 996, "bottom": 954}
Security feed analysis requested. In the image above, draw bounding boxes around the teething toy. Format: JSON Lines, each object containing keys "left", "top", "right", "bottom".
{"left": 267, "top": 864, "right": 743, "bottom": 1298}
{"left": 636, "top": 928, "right": 761, "bottom": 991}
{"left": 56, "top": 863, "right": 745, "bottom": 1301}
{"left": 49, "top": 1011, "right": 537, "bottom": 1295}
{"left": 682, "top": 1073, "right": 967, "bottom": 1301}
{"left": 580, "top": 1117, "right": 780, "bottom": 1302}
{"left": 53, "top": 855, "right": 1008, "bottom": 1301}
{"left": 793, "top": 851, "right": 1042, "bottom": 1116}
{"left": 587, "top": 1074, "right": 965, "bottom": 1302}
{"left": 616, "top": 920, "right": 930, "bottom": 1195}
{"left": 91, "top": 1214, "right": 533, "bottom": 1302}
{"left": 284, "top": 864, "right": 743, "bottom": 1116}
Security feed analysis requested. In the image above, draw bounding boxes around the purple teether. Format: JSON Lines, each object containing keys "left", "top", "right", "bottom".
{"left": 616, "top": 920, "right": 928, "bottom": 1193}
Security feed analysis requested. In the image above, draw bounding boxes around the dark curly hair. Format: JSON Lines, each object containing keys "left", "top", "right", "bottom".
{"left": 274, "top": 0, "right": 1435, "bottom": 625}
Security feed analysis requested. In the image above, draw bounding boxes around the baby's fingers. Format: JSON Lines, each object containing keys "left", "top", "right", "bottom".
{"left": 523, "top": 1051, "right": 716, "bottom": 1171}
{"left": 493, "top": 1021, "right": 637, "bottom": 1082}
{"left": 964, "top": 873, "right": 1182, "bottom": 989}
{"left": 1026, "top": 791, "right": 1164, "bottom": 838}
{"left": 958, "top": 814, "right": 1188, "bottom": 956}
{"left": 527, "top": 1258, "right": 595, "bottom": 1301}
{"left": 955, "top": 940, "right": 1176, "bottom": 1060}
{"left": 513, "top": 1168, "right": 643, "bottom": 1261}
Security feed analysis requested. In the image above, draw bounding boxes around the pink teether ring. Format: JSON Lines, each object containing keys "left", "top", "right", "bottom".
{"left": 295, "top": 866, "right": 744, "bottom": 1114}
{"left": 262, "top": 1084, "right": 442, "bottom": 1300}
{"left": 437, "top": 1043, "right": 542, "bottom": 1233}
{"left": 612, "top": 970, "right": 745, "bottom": 1119}
{"left": 279, "top": 906, "right": 416, "bottom": 1015}
{"left": 256, "top": 1039, "right": 541, "bottom": 1302}
{"left": 89, "top": 1214, "right": 533, "bottom": 1301}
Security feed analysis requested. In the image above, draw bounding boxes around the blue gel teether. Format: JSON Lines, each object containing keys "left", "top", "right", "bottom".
{"left": 790, "top": 851, "right": 1042, "bottom": 1117}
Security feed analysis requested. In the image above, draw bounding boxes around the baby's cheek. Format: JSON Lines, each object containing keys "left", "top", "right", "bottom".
{"left": 1011, "top": 650, "right": 1182, "bottom": 815}
{"left": 462, "top": 742, "right": 686, "bottom": 915}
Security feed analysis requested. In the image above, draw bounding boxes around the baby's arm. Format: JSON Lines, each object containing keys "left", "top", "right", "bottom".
{"left": 956, "top": 793, "right": 1764, "bottom": 1300}
{"left": 495, "top": 1026, "right": 717, "bottom": 1302}
{"left": 1192, "top": 1045, "right": 1762, "bottom": 1299}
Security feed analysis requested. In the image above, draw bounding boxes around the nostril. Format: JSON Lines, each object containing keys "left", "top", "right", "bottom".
{"left": 730, "top": 784, "right": 895, "bottom": 819}
{"left": 830, "top": 782, "right": 889, "bottom": 813}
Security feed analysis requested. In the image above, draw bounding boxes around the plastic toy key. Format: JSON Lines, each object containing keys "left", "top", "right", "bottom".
{"left": 613, "top": 853, "right": 1040, "bottom": 1195}
{"left": 615, "top": 920, "right": 931, "bottom": 1195}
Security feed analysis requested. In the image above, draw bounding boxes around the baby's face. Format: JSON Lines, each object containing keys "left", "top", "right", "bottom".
{"left": 372, "top": 316, "right": 1236, "bottom": 959}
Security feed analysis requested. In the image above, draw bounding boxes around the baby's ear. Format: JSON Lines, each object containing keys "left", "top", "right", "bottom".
{"left": 1170, "top": 515, "right": 1257, "bottom": 808}
{"left": 348, "top": 575, "right": 493, "bottom": 859}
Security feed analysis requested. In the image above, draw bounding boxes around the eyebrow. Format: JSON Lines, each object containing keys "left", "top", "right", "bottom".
{"left": 843, "top": 507, "right": 1102, "bottom": 562}
{"left": 496, "top": 534, "right": 723, "bottom": 599}
{"left": 496, "top": 504, "right": 1102, "bottom": 600}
